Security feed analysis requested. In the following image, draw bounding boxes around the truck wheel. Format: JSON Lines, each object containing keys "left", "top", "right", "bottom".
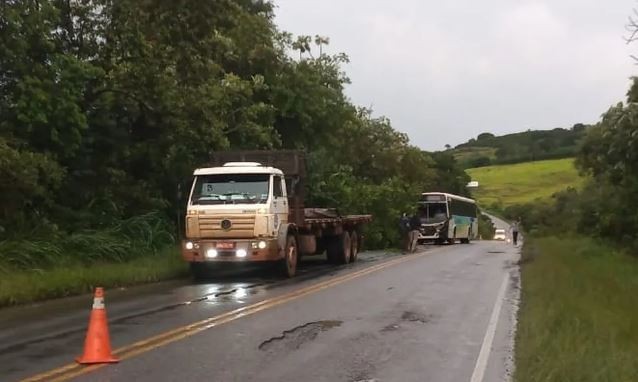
{"left": 350, "top": 231, "right": 359, "bottom": 262}
{"left": 189, "top": 263, "right": 210, "bottom": 280}
{"left": 281, "top": 234, "right": 298, "bottom": 278}
{"left": 327, "top": 231, "right": 351, "bottom": 264}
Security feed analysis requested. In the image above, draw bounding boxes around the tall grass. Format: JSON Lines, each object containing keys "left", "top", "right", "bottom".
{"left": 0, "top": 212, "right": 175, "bottom": 271}
{"left": 0, "top": 213, "right": 184, "bottom": 307}
{"left": 515, "top": 236, "right": 638, "bottom": 381}
{"left": 0, "top": 247, "right": 188, "bottom": 307}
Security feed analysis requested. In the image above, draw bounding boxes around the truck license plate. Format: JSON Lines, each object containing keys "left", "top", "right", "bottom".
{"left": 215, "top": 242, "right": 235, "bottom": 249}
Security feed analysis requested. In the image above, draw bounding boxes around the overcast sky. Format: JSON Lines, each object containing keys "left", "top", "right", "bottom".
{"left": 274, "top": 0, "right": 637, "bottom": 150}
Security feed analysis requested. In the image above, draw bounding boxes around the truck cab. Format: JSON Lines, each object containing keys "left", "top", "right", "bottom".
{"left": 182, "top": 162, "right": 293, "bottom": 271}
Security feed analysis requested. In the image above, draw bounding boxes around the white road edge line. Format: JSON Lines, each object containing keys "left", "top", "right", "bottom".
{"left": 470, "top": 273, "right": 510, "bottom": 382}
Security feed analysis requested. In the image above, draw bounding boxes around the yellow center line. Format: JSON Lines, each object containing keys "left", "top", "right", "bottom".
{"left": 22, "top": 249, "right": 439, "bottom": 382}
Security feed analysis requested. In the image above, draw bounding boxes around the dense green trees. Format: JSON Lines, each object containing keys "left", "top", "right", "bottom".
{"left": 0, "top": 0, "right": 468, "bottom": 255}
{"left": 454, "top": 126, "right": 588, "bottom": 168}
{"left": 504, "top": 78, "right": 638, "bottom": 250}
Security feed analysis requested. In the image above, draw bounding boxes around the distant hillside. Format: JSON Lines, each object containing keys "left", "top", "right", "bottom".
{"left": 451, "top": 124, "right": 588, "bottom": 168}
{"left": 467, "top": 158, "right": 585, "bottom": 210}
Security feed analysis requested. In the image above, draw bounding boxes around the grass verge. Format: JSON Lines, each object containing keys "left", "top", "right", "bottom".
{"left": 515, "top": 236, "right": 638, "bottom": 381}
{"left": 0, "top": 247, "right": 188, "bottom": 308}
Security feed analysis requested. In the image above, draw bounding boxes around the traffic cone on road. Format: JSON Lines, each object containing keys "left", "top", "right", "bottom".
{"left": 76, "top": 287, "right": 119, "bottom": 364}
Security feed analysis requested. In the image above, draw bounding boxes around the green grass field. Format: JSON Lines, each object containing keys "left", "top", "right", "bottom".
{"left": 515, "top": 236, "right": 638, "bottom": 381}
{"left": 467, "top": 158, "right": 584, "bottom": 208}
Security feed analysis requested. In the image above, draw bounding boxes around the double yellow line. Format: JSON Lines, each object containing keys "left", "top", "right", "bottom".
{"left": 22, "top": 251, "right": 431, "bottom": 382}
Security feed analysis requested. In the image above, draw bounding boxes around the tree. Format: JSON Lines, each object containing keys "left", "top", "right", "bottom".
{"left": 0, "top": 0, "right": 473, "bottom": 253}
{"left": 571, "top": 123, "right": 586, "bottom": 132}
{"left": 314, "top": 35, "right": 330, "bottom": 56}
{"left": 477, "top": 132, "right": 495, "bottom": 140}
{"left": 292, "top": 35, "right": 313, "bottom": 59}
{"left": 576, "top": 78, "right": 638, "bottom": 247}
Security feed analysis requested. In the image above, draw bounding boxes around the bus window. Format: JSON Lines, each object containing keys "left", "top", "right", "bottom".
{"left": 420, "top": 202, "right": 448, "bottom": 223}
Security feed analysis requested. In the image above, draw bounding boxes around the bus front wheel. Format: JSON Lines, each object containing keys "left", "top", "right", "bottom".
{"left": 448, "top": 229, "right": 456, "bottom": 245}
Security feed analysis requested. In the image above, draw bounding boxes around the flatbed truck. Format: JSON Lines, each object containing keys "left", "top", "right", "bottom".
{"left": 181, "top": 150, "right": 372, "bottom": 278}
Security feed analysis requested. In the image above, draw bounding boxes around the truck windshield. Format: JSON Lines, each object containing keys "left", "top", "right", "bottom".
{"left": 417, "top": 202, "right": 448, "bottom": 223}
{"left": 190, "top": 174, "right": 270, "bottom": 205}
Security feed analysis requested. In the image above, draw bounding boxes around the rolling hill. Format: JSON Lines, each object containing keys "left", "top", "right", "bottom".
{"left": 451, "top": 125, "right": 588, "bottom": 168}
{"left": 466, "top": 158, "right": 585, "bottom": 209}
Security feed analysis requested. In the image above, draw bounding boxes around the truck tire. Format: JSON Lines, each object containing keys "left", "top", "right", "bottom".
{"left": 350, "top": 231, "right": 359, "bottom": 262}
{"left": 189, "top": 263, "right": 211, "bottom": 280}
{"left": 280, "top": 234, "right": 298, "bottom": 278}
{"left": 327, "top": 231, "right": 351, "bottom": 264}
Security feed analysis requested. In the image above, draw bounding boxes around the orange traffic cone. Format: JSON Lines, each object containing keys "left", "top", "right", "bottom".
{"left": 76, "top": 287, "right": 119, "bottom": 364}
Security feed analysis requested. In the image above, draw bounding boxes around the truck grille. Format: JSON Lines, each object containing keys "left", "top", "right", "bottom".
{"left": 198, "top": 215, "right": 255, "bottom": 238}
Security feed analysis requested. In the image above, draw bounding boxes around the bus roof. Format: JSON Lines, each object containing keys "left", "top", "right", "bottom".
{"left": 420, "top": 192, "right": 476, "bottom": 204}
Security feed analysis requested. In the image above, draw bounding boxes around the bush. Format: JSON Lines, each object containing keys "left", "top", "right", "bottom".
{"left": 478, "top": 213, "right": 496, "bottom": 239}
{"left": 0, "top": 212, "right": 175, "bottom": 272}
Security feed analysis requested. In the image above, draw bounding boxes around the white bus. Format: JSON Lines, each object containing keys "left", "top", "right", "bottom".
{"left": 416, "top": 192, "right": 478, "bottom": 244}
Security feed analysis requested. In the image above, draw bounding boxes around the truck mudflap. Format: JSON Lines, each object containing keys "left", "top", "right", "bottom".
{"left": 181, "top": 238, "right": 281, "bottom": 262}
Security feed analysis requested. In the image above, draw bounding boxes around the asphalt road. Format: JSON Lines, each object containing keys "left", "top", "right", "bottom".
{"left": 2, "top": 239, "right": 520, "bottom": 382}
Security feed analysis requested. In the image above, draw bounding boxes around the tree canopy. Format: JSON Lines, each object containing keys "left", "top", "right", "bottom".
{"left": 0, "top": 0, "right": 469, "bottom": 249}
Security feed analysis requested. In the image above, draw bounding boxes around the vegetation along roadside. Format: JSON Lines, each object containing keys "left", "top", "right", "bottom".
{"left": 507, "top": 76, "right": 638, "bottom": 381}
{"left": 0, "top": 1, "right": 471, "bottom": 306}
{"left": 514, "top": 236, "right": 638, "bottom": 382}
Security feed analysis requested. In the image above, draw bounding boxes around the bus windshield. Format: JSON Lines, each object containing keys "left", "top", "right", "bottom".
{"left": 418, "top": 202, "right": 448, "bottom": 223}
{"left": 190, "top": 174, "right": 270, "bottom": 205}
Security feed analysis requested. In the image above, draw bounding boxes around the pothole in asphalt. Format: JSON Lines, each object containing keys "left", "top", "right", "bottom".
{"left": 401, "top": 311, "right": 431, "bottom": 324}
{"left": 381, "top": 311, "right": 432, "bottom": 333}
{"left": 488, "top": 251, "right": 506, "bottom": 254}
{"left": 258, "top": 320, "right": 342, "bottom": 351}
{"left": 381, "top": 324, "right": 400, "bottom": 332}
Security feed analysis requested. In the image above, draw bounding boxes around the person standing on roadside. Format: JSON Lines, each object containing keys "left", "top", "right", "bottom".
{"left": 399, "top": 213, "right": 411, "bottom": 253}
{"left": 511, "top": 218, "right": 521, "bottom": 246}
{"left": 408, "top": 212, "right": 422, "bottom": 253}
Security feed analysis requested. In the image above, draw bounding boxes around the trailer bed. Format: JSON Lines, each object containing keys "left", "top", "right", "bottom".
{"left": 300, "top": 208, "right": 372, "bottom": 229}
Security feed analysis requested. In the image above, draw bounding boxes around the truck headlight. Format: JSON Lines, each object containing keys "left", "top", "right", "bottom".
{"left": 236, "top": 249, "right": 247, "bottom": 258}
{"left": 251, "top": 241, "right": 267, "bottom": 249}
{"left": 206, "top": 249, "right": 218, "bottom": 258}
{"left": 185, "top": 241, "right": 194, "bottom": 250}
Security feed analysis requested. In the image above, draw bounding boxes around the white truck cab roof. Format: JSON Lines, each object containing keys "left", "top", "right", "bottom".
{"left": 193, "top": 162, "right": 284, "bottom": 176}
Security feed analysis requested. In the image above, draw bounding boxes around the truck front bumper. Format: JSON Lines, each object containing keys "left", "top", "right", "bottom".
{"left": 181, "top": 238, "right": 281, "bottom": 263}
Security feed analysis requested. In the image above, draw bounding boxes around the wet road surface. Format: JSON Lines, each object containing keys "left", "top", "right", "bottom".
{"left": 1, "top": 241, "right": 520, "bottom": 382}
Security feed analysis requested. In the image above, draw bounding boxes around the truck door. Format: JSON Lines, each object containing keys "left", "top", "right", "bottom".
{"left": 272, "top": 175, "right": 288, "bottom": 232}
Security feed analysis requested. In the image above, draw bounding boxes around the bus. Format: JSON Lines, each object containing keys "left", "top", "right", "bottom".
{"left": 416, "top": 192, "right": 478, "bottom": 244}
